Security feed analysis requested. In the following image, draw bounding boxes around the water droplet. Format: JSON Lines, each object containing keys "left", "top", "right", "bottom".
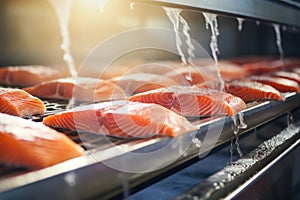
{"left": 130, "top": 2, "right": 135, "bottom": 10}
{"left": 64, "top": 172, "right": 77, "bottom": 187}
{"left": 236, "top": 17, "right": 244, "bottom": 31}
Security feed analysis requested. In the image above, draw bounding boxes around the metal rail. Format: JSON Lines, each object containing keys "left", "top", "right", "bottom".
{"left": 134, "top": 0, "right": 300, "bottom": 27}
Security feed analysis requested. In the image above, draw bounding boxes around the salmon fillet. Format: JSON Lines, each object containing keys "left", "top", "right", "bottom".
{"left": 242, "top": 60, "right": 284, "bottom": 75}
{"left": 271, "top": 71, "right": 300, "bottom": 85}
{"left": 0, "top": 66, "right": 64, "bottom": 87}
{"left": 0, "top": 87, "right": 45, "bottom": 117}
{"left": 43, "top": 100, "right": 195, "bottom": 138}
{"left": 225, "top": 80, "right": 283, "bottom": 103}
{"left": 0, "top": 113, "right": 83, "bottom": 169}
{"left": 204, "top": 61, "right": 249, "bottom": 80}
{"left": 129, "top": 86, "right": 247, "bottom": 117}
{"left": 164, "top": 67, "right": 212, "bottom": 85}
{"left": 24, "top": 77, "right": 126, "bottom": 102}
{"left": 110, "top": 73, "right": 180, "bottom": 95}
{"left": 229, "top": 56, "right": 276, "bottom": 65}
{"left": 248, "top": 75, "right": 299, "bottom": 93}
{"left": 290, "top": 68, "right": 300, "bottom": 75}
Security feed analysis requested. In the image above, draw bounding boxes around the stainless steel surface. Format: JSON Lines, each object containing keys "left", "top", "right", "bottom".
{"left": 134, "top": 0, "right": 300, "bottom": 27}
{"left": 0, "top": 93, "right": 300, "bottom": 199}
{"left": 176, "top": 120, "right": 300, "bottom": 200}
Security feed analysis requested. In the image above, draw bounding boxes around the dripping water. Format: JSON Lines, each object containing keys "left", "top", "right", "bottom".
{"left": 238, "top": 112, "right": 247, "bottom": 130}
{"left": 202, "top": 12, "right": 224, "bottom": 91}
{"left": 66, "top": 97, "right": 76, "bottom": 110}
{"left": 229, "top": 138, "right": 234, "bottom": 164}
{"left": 49, "top": 0, "right": 77, "bottom": 77}
{"left": 235, "top": 137, "right": 243, "bottom": 157}
{"left": 118, "top": 173, "right": 130, "bottom": 200}
{"left": 163, "top": 7, "right": 187, "bottom": 65}
{"left": 98, "top": 0, "right": 108, "bottom": 13}
{"left": 287, "top": 112, "right": 294, "bottom": 127}
{"left": 230, "top": 113, "right": 247, "bottom": 163}
{"left": 236, "top": 17, "right": 244, "bottom": 31}
{"left": 272, "top": 24, "right": 284, "bottom": 62}
{"left": 130, "top": 1, "right": 135, "bottom": 10}
{"left": 163, "top": 7, "right": 195, "bottom": 83}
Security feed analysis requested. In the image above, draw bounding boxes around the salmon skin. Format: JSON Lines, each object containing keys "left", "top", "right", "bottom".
{"left": 43, "top": 100, "right": 195, "bottom": 138}
{"left": 0, "top": 65, "right": 64, "bottom": 87}
{"left": 225, "top": 80, "right": 283, "bottom": 103}
{"left": 129, "top": 86, "right": 247, "bottom": 117}
{"left": 0, "top": 87, "right": 45, "bottom": 117}
{"left": 24, "top": 77, "right": 126, "bottom": 102}
{"left": 109, "top": 73, "right": 180, "bottom": 95}
{"left": 248, "top": 75, "right": 299, "bottom": 93}
{"left": 0, "top": 113, "right": 83, "bottom": 169}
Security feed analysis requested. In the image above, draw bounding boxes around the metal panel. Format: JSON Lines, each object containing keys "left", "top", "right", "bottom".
{"left": 134, "top": 0, "right": 300, "bottom": 27}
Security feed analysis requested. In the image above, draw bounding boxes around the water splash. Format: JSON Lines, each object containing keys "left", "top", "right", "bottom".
{"left": 49, "top": 0, "right": 77, "bottom": 77}
{"left": 98, "top": 0, "right": 108, "bottom": 13}
{"left": 272, "top": 24, "right": 284, "bottom": 62}
{"left": 202, "top": 12, "right": 224, "bottom": 91}
{"left": 236, "top": 17, "right": 244, "bottom": 31}
{"left": 192, "top": 137, "right": 202, "bottom": 148}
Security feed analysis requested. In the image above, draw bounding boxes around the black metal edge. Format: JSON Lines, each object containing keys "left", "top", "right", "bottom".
{"left": 133, "top": 0, "right": 300, "bottom": 28}
{"left": 0, "top": 93, "right": 300, "bottom": 199}
{"left": 174, "top": 122, "right": 300, "bottom": 200}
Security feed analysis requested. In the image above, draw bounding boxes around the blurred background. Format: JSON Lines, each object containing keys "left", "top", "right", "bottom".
{"left": 0, "top": 0, "right": 299, "bottom": 67}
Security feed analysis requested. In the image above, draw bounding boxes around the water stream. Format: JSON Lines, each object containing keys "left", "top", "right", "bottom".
{"left": 98, "top": 0, "right": 109, "bottom": 13}
{"left": 272, "top": 24, "right": 285, "bottom": 62}
{"left": 49, "top": 0, "right": 77, "bottom": 77}
{"left": 202, "top": 12, "right": 224, "bottom": 91}
{"left": 163, "top": 7, "right": 196, "bottom": 82}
